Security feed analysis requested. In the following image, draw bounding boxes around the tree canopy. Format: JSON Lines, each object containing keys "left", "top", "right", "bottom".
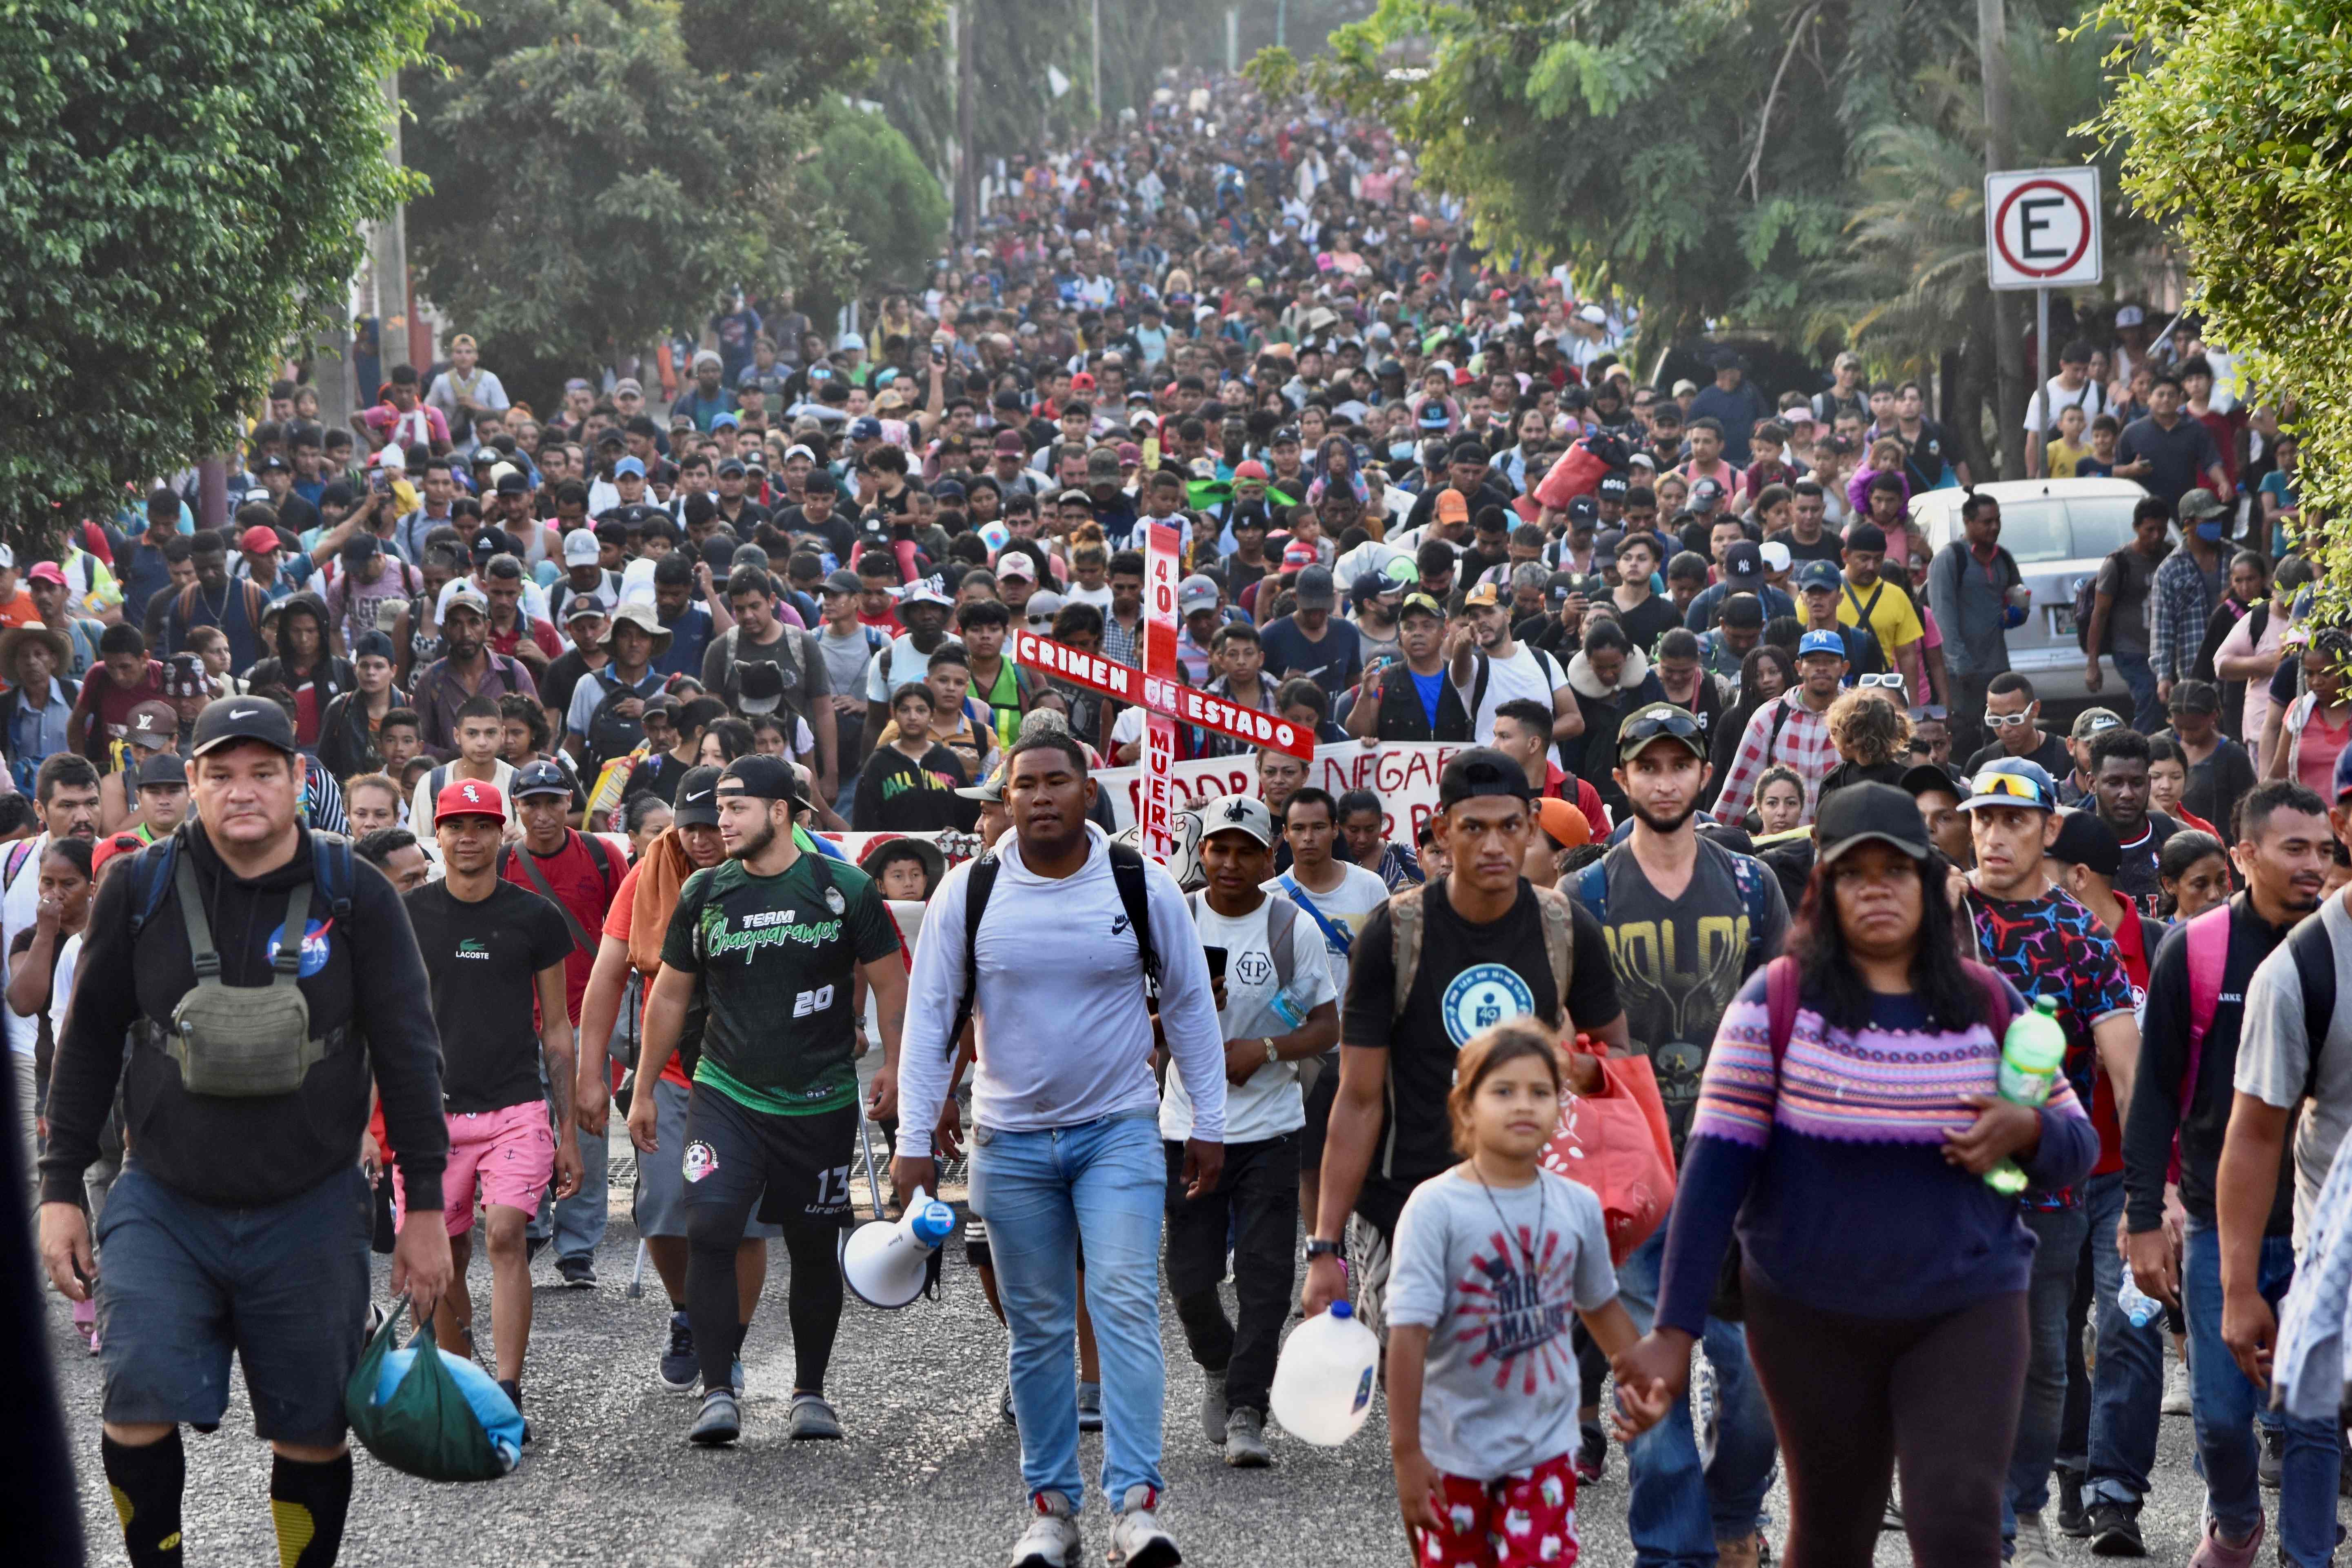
{"left": 0, "top": 0, "right": 441, "bottom": 541}
{"left": 2094, "top": 0, "right": 2352, "bottom": 580}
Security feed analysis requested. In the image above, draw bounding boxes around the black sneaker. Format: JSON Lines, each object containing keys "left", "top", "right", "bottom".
{"left": 525, "top": 1235, "right": 549, "bottom": 1267}
{"left": 2057, "top": 1471, "right": 2091, "bottom": 1537}
{"left": 2260, "top": 1422, "right": 2285, "bottom": 1490}
{"left": 556, "top": 1255, "right": 597, "bottom": 1288}
{"left": 2088, "top": 1502, "right": 2145, "bottom": 1557}
{"left": 497, "top": 1378, "right": 531, "bottom": 1446}
{"left": 658, "top": 1311, "right": 699, "bottom": 1393}
{"left": 689, "top": 1387, "right": 740, "bottom": 1447}
{"left": 1575, "top": 1421, "right": 1606, "bottom": 1483}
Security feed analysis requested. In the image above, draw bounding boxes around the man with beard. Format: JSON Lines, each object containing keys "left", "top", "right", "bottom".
{"left": 1565, "top": 705, "right": 1786, "bottom": 1557}
{"left": 409, "top": 582, "right": 539, "bottom": 760}
{"left": 626, "top": 755, "right": 908, "bottom": 1447}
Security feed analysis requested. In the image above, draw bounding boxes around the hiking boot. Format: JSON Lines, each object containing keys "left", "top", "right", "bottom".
{"left": 2012, "top": 1511, "right": 2059, "bottom": 1568}
{"left": 2188, "top": 1514, "right": 2263, "bottom": 1568}
{"left": 786, "top": 1392, "right": 842, "bottom": 1440}
{"left": 1107, "top": 1484, "right": 1180, "bottom": 1568}
{"left": 2090, "top": 1502, "right": 2148, "bottom": 1557}
{"left": 1199, "top": 1368, "right": 1227, "bottom": 1445}
{"left": 1077, "top": 1380, "right": 1103, "bottom": 1433}
{"left": 1010, "top": 1490, "right": 1082, "bottom": 1568}
{"left": 659, "top": 1312, "right": 699, "bottom": 1393}
{"left": 1224, "top": 1408, "right": 1271, "bottom": 1467}
{"left": 497, "top": 1378, "right": 531, "bottom": 1446}
{"left": 2057, "top": 1471, "right": 2091, "bottom": 1537}
{"left": 688, "top": 1387, "right": 740, "bottom": 1446}
{"left": 1575, "top": 1420, "right": 1606, "bottom": 1484}
{"left": 557, "top": 1254, "right": 597, "bottom": 1288}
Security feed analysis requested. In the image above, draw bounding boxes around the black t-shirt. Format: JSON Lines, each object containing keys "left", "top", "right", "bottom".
{"left": 1780, "top": 528, "right": 1846, "bottom": 565}
{"left": 1341, "top": 880, "right": 1619, "bottom": 1231}
{"left": 778, "top": 503, "right": 857, "bottom": 563}
{"left": 1614, "top": 592, "right": 1682, "bottom": 656}
{"left": 2113, "top": 810, "right": 2184, "bottom": 919}
{"left": 404, "top": 880, "right": 573, "bottom": 1114}
{"left": 1964, "top": 729, "right": 2073, "bottom": 781}
{"left": 539, "top": 647, "right": 602, "bottom": 728}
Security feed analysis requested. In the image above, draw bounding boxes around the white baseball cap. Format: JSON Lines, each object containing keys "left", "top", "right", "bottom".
{"left": 562, "top": 529, "right": 600, "bottom": 566}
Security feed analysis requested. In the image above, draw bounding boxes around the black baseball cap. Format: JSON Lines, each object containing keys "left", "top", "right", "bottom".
{"left": 2048, "top": 808, "right": 2122, "bottom": 877}
{"left": 189, "top": 695, "right": 297, "bottom": 758}
{"left": 136, "top": 751, "right": 189, "bottom": 790}
{"left": 1815, "top": 781, "right": 1932, "bottom": 867}
{"left": 717, "top": 753, "right": 802, "bottom": 804}
{"left": 672, "top": 765, "right": 723, "bottom": 827}
{"left": 1899, "top": 762, "right": 1963, "bottom": 802}
{"left": 735, "top": 659, "right": 785, "bottom": 715}
{"left": 512, "top": 759, "right": 572, "bottom": 799}
{"left": 1437, "top": 746, "right": 1533, "bottom": 808}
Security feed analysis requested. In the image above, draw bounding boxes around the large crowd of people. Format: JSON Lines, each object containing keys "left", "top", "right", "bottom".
{"left": 13, "top": 67, "right": 2352, "bottom": 1568}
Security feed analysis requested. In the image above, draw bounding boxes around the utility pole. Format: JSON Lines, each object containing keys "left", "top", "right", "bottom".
{"left": 1277, "top": 0, "right": 1288, "bottom": 48}
{"left": 1090, "top": 0, "right": 1102, "bottom": 116}
{"left": 1978, "top": 0, "right": 2026, "bottom": 479}
{"left": 1226, "top": 7, "right": 1239, "bottom": 73}
{"left": 957, "top": 1, "right": 978, "bottom": 243}
{"left": 371, "top": 69, "right": 416, "bottom": 374}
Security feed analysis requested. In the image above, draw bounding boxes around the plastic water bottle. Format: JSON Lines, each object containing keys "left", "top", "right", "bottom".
{"left": 1986, "top": 996, "right": 2068, "bottom": 1196}
{"left": 2117, "top": 1265, "right": 2163, "bottom": 1328}
{"left": 1270, "top": 1300, "right": 1381, "bottom": 1447}
{"left": 1268, "top": 985, "right": 1307, "bottom": 1030}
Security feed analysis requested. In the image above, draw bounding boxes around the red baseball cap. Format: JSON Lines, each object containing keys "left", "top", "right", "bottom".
{"left": 238, "top": 524, "right": 280, "bottom": 555}
{"left": 434, "top": 778, "right": 506, "bottom": 823}
{"left": 26, "top": 562, "right": 67, "bottom": 589}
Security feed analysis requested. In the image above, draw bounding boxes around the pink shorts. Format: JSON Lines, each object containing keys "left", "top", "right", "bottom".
{"left": 394, "top": 1101, "right": 555, "bottom": 1237}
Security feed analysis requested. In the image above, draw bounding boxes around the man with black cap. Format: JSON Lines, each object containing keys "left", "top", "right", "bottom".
{"left": 1305, "top": 748, "right": 1624, "bottom": 1340}
{"left": 1563, "top": 706, "right": 1785, "bottom": 1553}
{"left": 1259, "top": 564, "right": 1364, "bottom": 706}
{"left": 1683, "top": 540, "right": 1793, "bottom": 633}
{"left": 1955, "top": 759, "right": 2140, "bottom": 1568}
{"left": 130, "top": 748, "right": 192, "bottom": 841}
{"left": 1900, "top": 760, "right": 1973, "bottom": 868}
{"left": 504, "top": 758, "right": 626, "bottom": 1286}
{"left": 628, "top": 754, "right": 908, "bottom": 1447}
{"left": 38, "top": 696, "right": 452, "bottom": 1568}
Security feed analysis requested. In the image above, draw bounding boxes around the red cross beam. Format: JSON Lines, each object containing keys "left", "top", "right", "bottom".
{"left": 1008, "top": 629, "right": 1315, "bottom": 761}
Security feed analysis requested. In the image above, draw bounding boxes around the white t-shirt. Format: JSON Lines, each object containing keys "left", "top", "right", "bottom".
{"left": 2, "top": 833, "right": 51, "bottom": 1058}
{"left": 410, "top": 759, "right": 517, "bottom": 840}
{"left": 1265, "top": 862, "right": 1392, "bottom": 997}
{"left": 1453, "top": 642, "right": 1567, "bottom": 744}
{"left": 864, "top": 633, "right": 938, "bottom": 703}
{"left": 1160, "top": 893, "right": 1337, "bottom": 1144}
{"left": 1064, "top": 582, "right": 1115, "bottom": 612}
{"left": 2023, "top": 375, "right": 2110, "bottom": 434}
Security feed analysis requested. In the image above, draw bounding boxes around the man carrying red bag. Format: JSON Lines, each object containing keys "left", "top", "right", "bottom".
{"left": 1565, "top": 701, "right": 1788, "bottom": 1565}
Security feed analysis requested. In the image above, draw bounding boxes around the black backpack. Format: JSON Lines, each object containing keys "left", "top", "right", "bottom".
{"left": 585, "top": 671, "right": 657, "bottom": 770}
{"left": 2075, "top": 549, "right": 2130, "bottom": 655}
{"left": 948, "top": 842, "right": 1157, "bottom": 1053}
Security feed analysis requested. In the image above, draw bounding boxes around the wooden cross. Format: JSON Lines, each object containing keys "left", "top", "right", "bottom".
{"left": 1010, "top": 520, "right": 1314, "bottom": 859}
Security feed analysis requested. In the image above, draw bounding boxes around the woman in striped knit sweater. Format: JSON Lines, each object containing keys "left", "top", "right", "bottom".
{"left": 1616, "top": 782, "right": 2099, "bottom": 1567}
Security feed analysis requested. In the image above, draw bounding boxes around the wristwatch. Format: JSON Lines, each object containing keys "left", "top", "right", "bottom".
{"left": 1306, "top": 1237, "right": 1345, "bottom": 1262}
{"left": 1262, "top": 1036, "right": 1278, "bottom": 1066}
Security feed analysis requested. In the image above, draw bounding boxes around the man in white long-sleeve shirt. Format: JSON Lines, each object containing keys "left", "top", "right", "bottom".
{"left": 892, "top": 731, "right": 1226, "bottom": 1568}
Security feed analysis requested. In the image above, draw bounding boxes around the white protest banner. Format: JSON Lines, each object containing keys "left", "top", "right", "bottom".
{"left": 1093, "top": 740, "right": 1472, "bottom": 842}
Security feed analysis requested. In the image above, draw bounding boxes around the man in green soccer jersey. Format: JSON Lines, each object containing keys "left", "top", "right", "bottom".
{"left": 628, "top": 754, "right": 909, "bottom": 1447}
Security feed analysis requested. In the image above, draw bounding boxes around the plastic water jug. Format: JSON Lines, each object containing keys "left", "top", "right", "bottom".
{"left": 1269, "top": 1300, "right": 1380, "bottom": 1447}
{"left": 1986, "top": 995, "right": 2067, "bottom": 1196}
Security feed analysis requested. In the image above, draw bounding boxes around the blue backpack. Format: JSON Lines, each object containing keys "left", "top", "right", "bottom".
{"left": 127, "top": 825, "right": 357, "bottom": 939}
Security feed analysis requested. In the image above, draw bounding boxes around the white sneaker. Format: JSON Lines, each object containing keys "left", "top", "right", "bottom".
{"left": 1010, "top": 1491, "right": 1081, "bottom": 1568}
{"left": 1107, "top": 1484, "right": 1180, "bottom": 1568}
{"left": 2163, "top": 1358, "right": 2193, "bottom": 1417}
{"left": 2013, "top": 1510, "right": 2060, "bottom": 1568}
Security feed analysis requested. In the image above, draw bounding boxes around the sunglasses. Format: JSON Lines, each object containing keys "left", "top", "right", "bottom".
{"left": 1621, "top": 708, "right": 1704, "bottom": 746}
{"left": 1856, "top": 672, "right": 1906, "bottom": 692}
{"left": 1985, "top": 711, "right": 2032, "bottom": 728}
{"left": 1969, "top": 771, "right": 2049, "bottom": 805}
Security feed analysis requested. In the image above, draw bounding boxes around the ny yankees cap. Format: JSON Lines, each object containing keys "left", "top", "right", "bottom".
{"left": 672, "top": 765, "right": 723, "bottom": 827}
{"left": 189, "top": 695, "right": 298, "bottom": 757}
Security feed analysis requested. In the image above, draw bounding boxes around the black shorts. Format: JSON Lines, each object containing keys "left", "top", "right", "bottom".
{"left": 680, "top": 1087, "right": 857, "bottom": 1233}
{"left": 96, "top": 1164, "right": 372, "bottom": 1447}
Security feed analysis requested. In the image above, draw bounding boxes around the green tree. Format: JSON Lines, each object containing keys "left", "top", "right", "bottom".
{"left": 800, "top": 104, "right": 953, "bottom": 304}
{"left": 2093, "top": 0, "right": 2352, "bottom": 575}
{"left": 0, "top": 0, "right": 440, "bottom": 540}
{"left": 404, "top": 0, "right": 935, "bottom": 404}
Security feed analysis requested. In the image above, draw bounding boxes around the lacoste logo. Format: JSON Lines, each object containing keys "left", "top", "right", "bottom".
{"left": 455, "top": 937, "right": 492, "bottom": 961}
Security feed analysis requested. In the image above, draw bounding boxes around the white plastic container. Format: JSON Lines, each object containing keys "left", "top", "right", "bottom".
{"left": 1270, "top": 1300, "right": 1381, "bottom": 1446}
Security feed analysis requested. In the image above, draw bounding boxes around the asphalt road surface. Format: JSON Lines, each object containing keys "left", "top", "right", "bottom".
{"left": 44, "top": 1128, "right": 2295, "bottom": 1566}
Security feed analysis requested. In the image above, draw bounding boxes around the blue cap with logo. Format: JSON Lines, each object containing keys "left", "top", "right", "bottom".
{"left": 1794, "top": 560, "right": 1841, "bottom": 592}
{"left": 1798, "top": 629, "right": 1847, "bottom": 660}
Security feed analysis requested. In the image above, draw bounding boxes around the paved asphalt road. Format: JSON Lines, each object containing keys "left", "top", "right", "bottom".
{"left": 44, "top": 1129, "right": 2294, "bottom": 1566}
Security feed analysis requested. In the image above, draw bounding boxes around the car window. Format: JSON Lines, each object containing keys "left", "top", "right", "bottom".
{"left": 2064, "top": 495, "right": 2143, "bottom": 562}
{"left": 1990, "top": 500, "right": 2070, "bottom": 565}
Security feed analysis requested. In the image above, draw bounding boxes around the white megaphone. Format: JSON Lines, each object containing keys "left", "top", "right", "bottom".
{"left": 842, "top": 1186, "right": 955, "bottom": 1309}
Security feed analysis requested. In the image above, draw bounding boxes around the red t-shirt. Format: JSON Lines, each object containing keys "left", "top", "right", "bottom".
{"left": 70, "top": 660, "right": 167, "bottom": 763}
{"left": 500, "top": 830, "right": 623, "bottom": 1024}
{"left": 2089, "top": 904, "right": 2154, "bottom": 1177}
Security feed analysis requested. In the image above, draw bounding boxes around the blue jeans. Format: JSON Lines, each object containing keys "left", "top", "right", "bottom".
{"left": 2109, "top": 647, "right": 2163, "bottom": 735}
{"left": 525, "top": 1121, "right": 608, "bottom": 1262}
{"left": 2005, "top": 1204, "right": 2091, "bottom": 1544}
{"left": 2082, "top": 1172, "right": 2162, "bottom": 1508}
{"left": 1616, "top": 1226, "right": 1780, "bottom": 1565}
{"left": 2183, "top": 1221, "right": 2343, "bottom": 1565}
{"left": 970, "top": 1109, "right": 1166, "bottom": 1510}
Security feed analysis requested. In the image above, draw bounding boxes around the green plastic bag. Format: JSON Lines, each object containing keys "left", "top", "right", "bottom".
{"left": 344, "top": 1295, "right": 512, "bottom": 1482}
